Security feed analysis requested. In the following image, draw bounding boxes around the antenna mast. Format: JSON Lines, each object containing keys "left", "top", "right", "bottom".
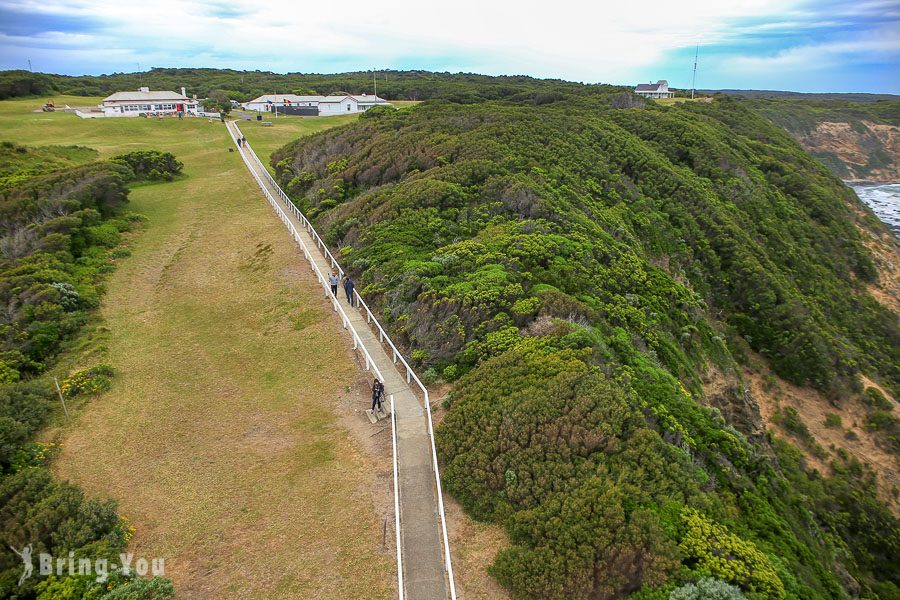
{"left": 691, "top": 44, "right": 699, "bottom": 100}
{"left": 373, "top": 70, "right": 377, "bottom": 98}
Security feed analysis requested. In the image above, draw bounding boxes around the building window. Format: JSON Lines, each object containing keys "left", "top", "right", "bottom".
{"left": 347, "top": 104, "right": 351, "bottom": 111}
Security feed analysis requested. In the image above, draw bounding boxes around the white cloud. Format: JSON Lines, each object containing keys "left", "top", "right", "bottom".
{"left": 729, "top": 27, "right": 900, "bottom": 72}
{"left": 3, "top": 0, "right": 809, "bottom": 81}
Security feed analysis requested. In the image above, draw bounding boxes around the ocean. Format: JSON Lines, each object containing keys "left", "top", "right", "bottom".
{"left": 851, "top": 183, "right": 900, "bottom": 235}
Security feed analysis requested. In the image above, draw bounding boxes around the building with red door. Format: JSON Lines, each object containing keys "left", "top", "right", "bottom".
{"left": 100, "top": 87, "right": 200, "bottom": 117}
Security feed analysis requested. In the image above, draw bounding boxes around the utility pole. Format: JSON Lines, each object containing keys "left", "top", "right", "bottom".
{"left": 691, "top": 44, "right": 699, "bottom": 100}
{"left": 373, "top": 70, "right": 377, "bottom": 98}
{"left": 138, "top": 62, "right": 143, "bottom": 87}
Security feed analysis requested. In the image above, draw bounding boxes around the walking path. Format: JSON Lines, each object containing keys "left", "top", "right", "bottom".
{"left": 226, "top": 122, "right": 453, "bottom": 600}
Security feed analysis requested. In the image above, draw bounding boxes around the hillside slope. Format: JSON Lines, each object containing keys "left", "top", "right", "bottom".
{"left": 272, "top": 95, "right": 899, "bottom": 599}
{"left": 749, "top": 98, "right": 900, "bottom": 182}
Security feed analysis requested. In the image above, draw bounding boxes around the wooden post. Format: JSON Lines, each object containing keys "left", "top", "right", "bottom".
{"left": 54, "top": 377, "right": 69, "bottom": 419}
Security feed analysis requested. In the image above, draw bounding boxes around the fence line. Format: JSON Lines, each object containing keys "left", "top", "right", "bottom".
{"left": 231, "top": 123, "right": 456, "bottom": 600}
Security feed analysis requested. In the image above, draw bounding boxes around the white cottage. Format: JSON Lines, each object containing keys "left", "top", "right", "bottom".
{"left": 634, "top": 80, "right": 675, "bottom": 99}
{"left": 100, "top": 87, "right": 199, "bottom": 117}
{"left": 243, "top": 93, "right": 391, "bottom": 115}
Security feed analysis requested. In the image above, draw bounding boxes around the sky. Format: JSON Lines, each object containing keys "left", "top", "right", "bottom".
{"left": 0, "top": 0, "right": 898, "bottom": 93}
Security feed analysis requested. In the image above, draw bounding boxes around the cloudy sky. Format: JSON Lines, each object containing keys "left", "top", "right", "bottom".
{"left": 1, "top": 0, "right": 898, "bottom": 93}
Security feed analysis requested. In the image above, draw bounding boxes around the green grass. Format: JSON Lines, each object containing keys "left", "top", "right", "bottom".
{"left": 655, "top": 97, "right": 709, "bottom": 105}
{"left": 0, "top": 95, "right": 395, "bottom": 598}
{"left": 234, "top": 112, "right": 359, "bottom": 170}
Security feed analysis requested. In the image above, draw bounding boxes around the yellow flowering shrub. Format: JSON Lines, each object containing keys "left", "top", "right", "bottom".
{"left": 679, "top": 508, "right": 785, "bottom": 598}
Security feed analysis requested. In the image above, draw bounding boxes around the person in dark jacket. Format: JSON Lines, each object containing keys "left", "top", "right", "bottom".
{"left": 371, "top": 379, "right": 385, "bottom": 412}
{"left": 343, "top": 276, "right": 355, "bottom": 307}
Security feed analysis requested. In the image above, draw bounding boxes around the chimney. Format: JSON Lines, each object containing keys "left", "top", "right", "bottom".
{"left": 181, "top": 87, "right": 186, "bottom": 97}
{"left": 139, "top": 86, "right": 149, "bottom": 93}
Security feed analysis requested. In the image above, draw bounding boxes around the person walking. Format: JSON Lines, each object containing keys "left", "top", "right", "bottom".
{"left": 237, "top": 137, "right": 242, "bottom": 147}
{"left": 241, "top": 136, "right": 247, "bottom": 147}
{"left": 371, "top": 379, "right": 385, "bottom": 412}
{"left": 328, "top": 270, "right": 339, "bottom": 297}
{"left": 343, "top": 276, "right": 355, "bottom": 307}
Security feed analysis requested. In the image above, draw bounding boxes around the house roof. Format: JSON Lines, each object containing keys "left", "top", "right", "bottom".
{"left": 247, "top": 93, "right": 391, "bottom": 104}
{"left": 246, "top": 94, "right": 320, "bottom": 103}
{"left": 103, "top": 90, "right": 191, "bottom": 102}
{"left": 634, "top": 80, "right": 669, "bottom": 92}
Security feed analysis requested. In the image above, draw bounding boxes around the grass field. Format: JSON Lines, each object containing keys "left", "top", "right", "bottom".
{"left": 0, "top": 96, "right": 395, "bottom": 598}
{"left": 233, "top": 113, "right": 358, "bottom": 172}
{"left": 654, "top": 97, "right": 712, "bottom": 105}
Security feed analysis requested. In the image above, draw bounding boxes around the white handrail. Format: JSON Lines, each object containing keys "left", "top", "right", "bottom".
{"left": 231, "top": 122, "right": 456, "bottom": 600}
{"left": 390, "top": 393, "right": 404, "bottom": 600}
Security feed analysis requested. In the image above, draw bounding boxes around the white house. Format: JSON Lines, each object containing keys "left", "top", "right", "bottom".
{"left": 634, "top": 80, "right": 675, "bottom": 99}
{"left": 100, "top": 87, "right": 199, "bottom": 117}
{"left": 242, "top": 93, "right": 392, "bottom": 115}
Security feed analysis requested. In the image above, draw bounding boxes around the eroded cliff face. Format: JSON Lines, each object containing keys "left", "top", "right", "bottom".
{"left": 791, "top": 120, "right": 899, "bottom": 182}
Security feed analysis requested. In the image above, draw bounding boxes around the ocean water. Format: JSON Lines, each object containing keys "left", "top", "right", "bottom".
{"left": 851, "top": 183, "right": 900, "bottom": 235}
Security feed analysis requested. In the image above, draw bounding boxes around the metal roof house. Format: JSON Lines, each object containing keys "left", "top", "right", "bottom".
{"left": 242, "top": 93, "right": 392, "bottom": 115}
{"left": 634, "top": 80, "right": 675, "bottom": 99}
{"left": 100, "top": 87, "right": 199, "bottom": 117}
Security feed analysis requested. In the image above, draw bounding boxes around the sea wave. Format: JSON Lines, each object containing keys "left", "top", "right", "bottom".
{"left": 851, "top": 183, "right": 900, "bottom": 235}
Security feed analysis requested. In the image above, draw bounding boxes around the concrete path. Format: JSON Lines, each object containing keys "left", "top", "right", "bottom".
{"left": 226, "top": 122, "right": 450, "bottom": 600}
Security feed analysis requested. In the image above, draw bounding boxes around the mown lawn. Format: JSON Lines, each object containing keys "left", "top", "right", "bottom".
{"left": 0, "top": 96, "right": 395, "bottom": 598}
{"left": 233, "top": 112, "right": 359, "bottom": 171}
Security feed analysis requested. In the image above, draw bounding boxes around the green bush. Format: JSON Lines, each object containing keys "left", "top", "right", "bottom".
{"left": 824, "top": 413, "right": 842, "bottom": 428}
{"left": 111, "top": 150, "right": 182, "bottom": 181}
{"left": 669, "top": 578, "right": 747, "bottom": 600}
{"left": 864, "top": 387, "right": 893, "bottom": 411}
{"left": 678, "top": 509, "right": 785, "bottom": 598}
{"left": 60, "top": 365, "right": 114, "bottom": 397}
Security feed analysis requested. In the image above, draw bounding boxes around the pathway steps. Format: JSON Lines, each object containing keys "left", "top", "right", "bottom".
{"left": 226, "top": 122, "right": 450, "bottom": 600}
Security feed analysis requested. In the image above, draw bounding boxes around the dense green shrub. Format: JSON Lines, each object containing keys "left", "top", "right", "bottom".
{"left": 269, "top": 91, "right": 898, "bottom": 598}
{"left": 60, "top": 365, "right": 114, "bottom": 397}
{"left": 110, "top": 150, "right": 182, "bottom": 181}
{"left": 0, "top": 155, "right": 177, "bottom": 597}
{"left": 669, "top": 578, "right": 747, "bottom": 600}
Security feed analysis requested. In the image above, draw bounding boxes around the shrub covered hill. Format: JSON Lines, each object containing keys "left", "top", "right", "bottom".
{"left": 747, "top": 98, "right": 900, "bottom": 183}
{"left": 272, "top": 94, "right": 899, "bottom": 599}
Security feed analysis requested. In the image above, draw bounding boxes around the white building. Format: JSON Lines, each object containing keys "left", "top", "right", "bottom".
{"left": 100, "top": 87, "right": 199, "bottom": 117}
{"left": 634, "top": 80, "right": 675, "bottom": 99}
{"left": 242, "top": 93, "right": 392, "bottom": 115}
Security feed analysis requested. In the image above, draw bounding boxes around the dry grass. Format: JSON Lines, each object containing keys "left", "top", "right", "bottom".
{"left": 445, "top": 498, "right": 510, "bottom": 600}
{"left": 1, "top": 96, "right": 395, "bottom": 598}
{"left": 745, "top": 355, "right": 899, "bottom": 514}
